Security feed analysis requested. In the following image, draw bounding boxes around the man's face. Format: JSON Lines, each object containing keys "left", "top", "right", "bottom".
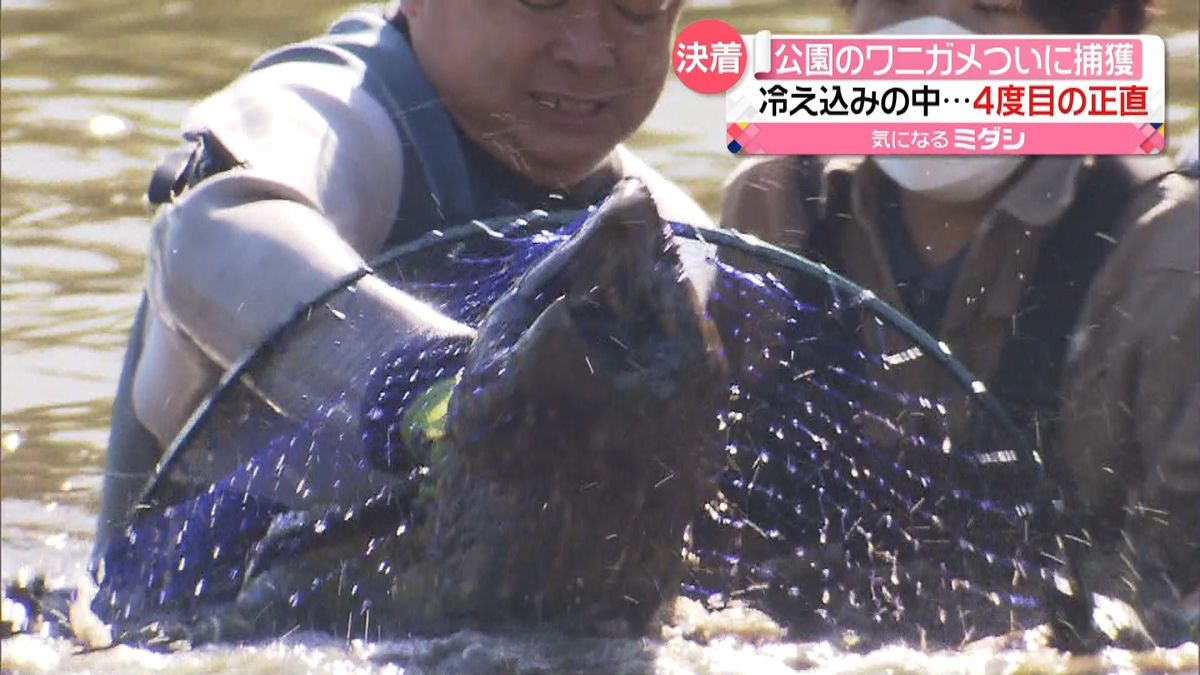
{"left": 405, "top": 0, "right": 683, "bottom": 189}
{"left": 847, "top": 0, "right": 1049, "bottom": 35}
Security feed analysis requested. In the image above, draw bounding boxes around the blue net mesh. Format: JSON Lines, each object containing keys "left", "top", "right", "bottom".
{"left": 92, "top": 207, "right": 1074, "bottom": 648}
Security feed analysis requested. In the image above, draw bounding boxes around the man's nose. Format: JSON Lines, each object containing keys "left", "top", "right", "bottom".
{"left": 551, "top": 3, "right": 618, "bottom": 72}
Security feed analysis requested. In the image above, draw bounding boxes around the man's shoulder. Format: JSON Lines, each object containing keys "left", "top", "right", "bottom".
{"left": 1100, "top": 155, "right": 1198, "bottom": 245}
{"left": 244, "top": 8, "right": 401, "bottom": 78}
{"left": 182, "top": 9, "right": 402, "bottom": 148}
{"left": 718, "top": 155, "right": 867, "bottom": 238}
{"left": 1120, "top": 159, "right": 1199, "bottom": 272}
{"left": 155, "top": 10, "right": 409, "bottom": 257}
{"left": 720, "top": 155, "right": 865, "bottom": 211}
{"left": 1074, "top": 155, "right": 1199, "bottom": 317}
{"left": 722, "top": 155, "right": 801, "bottom": 192}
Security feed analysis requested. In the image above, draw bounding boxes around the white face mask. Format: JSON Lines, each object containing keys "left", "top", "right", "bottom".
{"left": 867, "top": 16, "right": 1027, "bottom": 204}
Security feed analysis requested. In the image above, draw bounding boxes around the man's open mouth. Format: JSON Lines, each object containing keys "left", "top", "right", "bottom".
{"left": 531, "top": 93, "right": 605, "bottom": 116}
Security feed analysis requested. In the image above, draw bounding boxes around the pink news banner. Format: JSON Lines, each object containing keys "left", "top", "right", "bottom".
{"left": 670, "top": 21, "right": 1167, "bottom": 156}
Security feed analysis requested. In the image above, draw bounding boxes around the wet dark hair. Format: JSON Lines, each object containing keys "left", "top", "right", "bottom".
{"left": 838, "top": 0, "right": 1155, "bottom": 34}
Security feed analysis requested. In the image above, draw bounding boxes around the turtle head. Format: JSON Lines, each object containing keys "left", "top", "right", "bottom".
{"left": 447, "top": 177, "right": 728, "bottom": 466}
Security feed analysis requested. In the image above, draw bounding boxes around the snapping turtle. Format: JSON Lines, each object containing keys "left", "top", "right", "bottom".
{"left": 103, "top": 179, "right": 730, "bottom": 645}
{"left": 430, "top": 179, "right": 729, "bottom": 632}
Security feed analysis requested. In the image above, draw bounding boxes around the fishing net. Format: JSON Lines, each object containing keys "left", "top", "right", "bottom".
{"left": 91, "top": 206, "right": 1083, "bottom": 649}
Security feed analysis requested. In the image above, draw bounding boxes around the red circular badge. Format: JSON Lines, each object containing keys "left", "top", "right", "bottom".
{"left": 672, "top": 19, "right": 747, "bottom": 95}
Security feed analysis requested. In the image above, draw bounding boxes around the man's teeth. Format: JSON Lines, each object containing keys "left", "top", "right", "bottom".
{"left": 534, "top": 95, "right": 600, "bottom": 115}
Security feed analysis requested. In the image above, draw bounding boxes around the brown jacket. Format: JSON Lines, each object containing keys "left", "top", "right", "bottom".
{"left": 719, "top": 154, "right": 1199, "bottom": 602}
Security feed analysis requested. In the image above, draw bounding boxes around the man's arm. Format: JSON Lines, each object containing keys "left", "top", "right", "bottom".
{"left": 95, "top": 59, "right": 412, "bottom": 549}
{"left": 132, "top": 58, "right": 410, "bottom": 438}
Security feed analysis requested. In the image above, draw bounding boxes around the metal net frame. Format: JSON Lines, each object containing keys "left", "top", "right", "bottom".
{"left": 92, "top": 207, "right": 1086, "bottom": 649}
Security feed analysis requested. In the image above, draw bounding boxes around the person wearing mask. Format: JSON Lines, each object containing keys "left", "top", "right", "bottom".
{"left": 720, "top": 0, "right": 1198, "bottom": 643}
